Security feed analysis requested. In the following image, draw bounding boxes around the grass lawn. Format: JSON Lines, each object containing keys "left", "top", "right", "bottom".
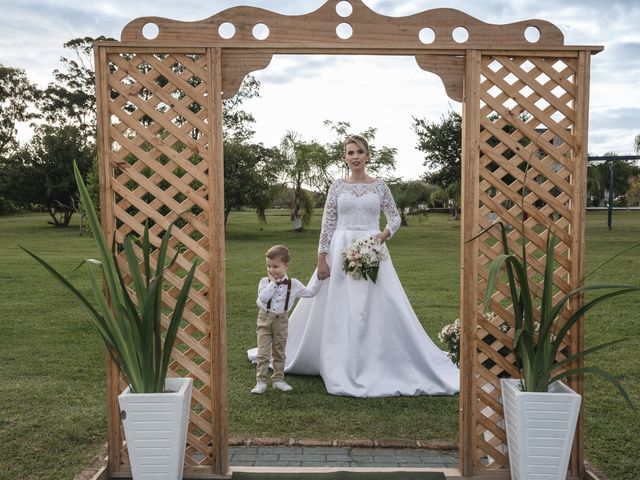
{"left": 0, "top": 209, "right": 638, "bottom": 479}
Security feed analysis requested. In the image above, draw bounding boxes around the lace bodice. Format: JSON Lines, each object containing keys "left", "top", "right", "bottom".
{"left": 318, "top": 178, "right": 401, "bottom": 253}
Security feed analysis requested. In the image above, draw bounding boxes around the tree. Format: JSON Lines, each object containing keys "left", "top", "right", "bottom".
{"left": 626, "top": 176, "right": 640, "bottom": 207}
{"left": 1, "top": 125, "right": 94, "bottom": 226}
{"left": 587, "top": 154, "right": 640, "bottom": 206}
{"left": 40, "top": 37, "right": 115, "bottom": 143}
{"left": 413, "top": 110, "right": 462, "bottom": 219}
{"left": 323, "top": 120, "right": 398, "bottom": 188}
{"left": 223, "top": 140, "right": 278, "bottom": 226}
{"left": 587, "top": 162, "right": 609, "bottom": 206}
{"left": 388, "top": 180, "right": 435, "bottom": 226}
{"left": 276, "top": 131, "right": 331, "bottom": 231}
{"left": 413, "top": 110, "right": 461, "bottom": 189}
{"left": 223, "top": 75, "right": 261, "bottom": 142}
{"left": 0, "top": 65, "right": 40, "bottom": 159}
{"left": 628, "top": 136, "right": 640, "bottom": 207}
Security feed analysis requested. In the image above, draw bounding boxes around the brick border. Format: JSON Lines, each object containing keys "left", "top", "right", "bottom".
{"left": 229, "top": 437, "right": 458, "bottom": 450}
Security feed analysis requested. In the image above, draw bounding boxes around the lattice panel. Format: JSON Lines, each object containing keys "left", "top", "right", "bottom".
{"left": 474, "top": 55, "right": 580, "bottom": 469}
{"left": 104, "top": 50, "right": 216, "bottom": 475}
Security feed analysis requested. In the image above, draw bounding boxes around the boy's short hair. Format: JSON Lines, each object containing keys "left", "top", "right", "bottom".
{"left": 265, "top": 245, "right": 290, "bottom": 263}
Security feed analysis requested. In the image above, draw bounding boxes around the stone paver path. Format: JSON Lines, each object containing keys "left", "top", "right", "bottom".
{"left": 230, "top": 446, "right": 459, "bottom": 469}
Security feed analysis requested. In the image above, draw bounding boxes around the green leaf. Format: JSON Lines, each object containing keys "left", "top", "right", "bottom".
{"left": 551, "top": 287, "right": 640, "bottom": 359}
{"left": 547, "top": 339, "right": 625, "bottom": 376}
{"left": 123, "top": 235, "right": 146, "bottom": 306}
{"left": 369, "top": 267, "right": 378, "bottom": 283}
{"left": 549, "top": 367, "right": 636, "bottom": 411}
{"left": 483, "top": 253, "right": 513, "bottom": 315}
{"left": 21, "top": 162, "right": 200, "bottom": 394}
{"left": 160, "top": 262, "right": 198, "bottom": 385}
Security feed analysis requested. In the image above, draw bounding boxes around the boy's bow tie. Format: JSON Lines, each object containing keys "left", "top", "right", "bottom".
{"left": 275, "top": 279, "right": 290, "bottom": 286}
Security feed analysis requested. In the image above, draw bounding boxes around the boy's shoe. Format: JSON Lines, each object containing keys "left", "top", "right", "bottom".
{"left": 272, "top": 381, "right": 293, "bottom": 392}
{"left": 250, "top": 382, "right": 267, "bottom": 394}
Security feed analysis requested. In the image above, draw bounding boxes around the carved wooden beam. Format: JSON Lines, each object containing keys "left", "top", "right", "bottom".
{"left": 415, "top": 55, "right": 465, "bottom": 102}
{"left": 221, "top": 51, "right": 272, "bottom": 99}
{"left": 120, "top": 0, "right": 566, "bottom": 50}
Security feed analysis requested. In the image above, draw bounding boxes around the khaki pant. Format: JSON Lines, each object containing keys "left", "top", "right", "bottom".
{"left": 255, "top": 309, "right": 289, "bottom": 383}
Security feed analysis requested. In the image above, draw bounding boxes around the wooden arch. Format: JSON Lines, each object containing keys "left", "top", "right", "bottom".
{"left": 93, "top": 1, "right": 602, "bottom": 478}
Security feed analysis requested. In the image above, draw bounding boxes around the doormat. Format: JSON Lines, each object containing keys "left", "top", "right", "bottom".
{"left": 232, "top": 472, "right": 445, "bottom": 480}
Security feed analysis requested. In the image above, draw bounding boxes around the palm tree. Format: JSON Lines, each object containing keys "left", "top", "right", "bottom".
{"left": 277, "top": 131, "right": 331, "bottom": 232}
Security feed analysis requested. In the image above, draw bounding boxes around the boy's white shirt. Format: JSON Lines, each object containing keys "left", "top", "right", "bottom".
{"left": 256, "top": 274, "right": 323, "bottom": 313}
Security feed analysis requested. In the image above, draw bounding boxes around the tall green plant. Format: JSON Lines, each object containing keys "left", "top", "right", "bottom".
{"left": 469, "top": 154, "right": 638, "bottom": 406}
{"left": 21, "top": 162, "right": 197, "bottom": 393}
{"left": 478, "top": 221, "right": 638, "bottom": 406}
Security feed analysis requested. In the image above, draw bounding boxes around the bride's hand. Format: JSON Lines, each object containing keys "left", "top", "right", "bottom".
{"left": 375, "top": 229, "right": 391, "bottom": 244}
{"left": 317, "top": 255, "right": 330, "bottom": 280}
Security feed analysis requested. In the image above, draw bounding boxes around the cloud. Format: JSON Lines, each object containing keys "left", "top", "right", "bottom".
{"left": 3, "top": 0, "right": 640, "bottom": 177}
{"left": 257, "top": 55, "right": 340, "bottom": 84}
{"left": 590, "top": 107, "right": 640, "bottom": 132}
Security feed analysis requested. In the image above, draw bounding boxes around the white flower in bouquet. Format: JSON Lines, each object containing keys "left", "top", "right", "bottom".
{"left": 341, "top": 236, "right": 386, "bottom": 283}
{"left": 438, "top": 319, "right": 461, "bottom": 366}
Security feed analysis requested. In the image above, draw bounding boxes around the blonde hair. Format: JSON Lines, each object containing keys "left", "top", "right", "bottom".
{"left": 265, "top": 245, "right": 290, "bottom": 263}
{"left": 343, "top": 135, "right": 369, "bottom": 155}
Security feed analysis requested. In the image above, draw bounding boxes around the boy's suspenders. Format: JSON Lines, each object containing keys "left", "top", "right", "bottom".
{"left": 266, "top": 279, "right": 292, "bottom": 312}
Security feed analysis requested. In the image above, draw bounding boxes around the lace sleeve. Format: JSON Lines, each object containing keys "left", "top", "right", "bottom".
{"left": 380, "top": 181, "right": 401, "bottom": 237}
{"left": 318, "top": 181, "right": 339, "bottom": 253}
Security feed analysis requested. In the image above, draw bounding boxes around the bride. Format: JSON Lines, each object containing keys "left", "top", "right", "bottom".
{"left": 251, "top": 135, "right": 460, "bottom": 397}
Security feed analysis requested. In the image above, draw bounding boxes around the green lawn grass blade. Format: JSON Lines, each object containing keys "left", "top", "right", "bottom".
{"left": 549, "top": 366, "right": 636, "bottom": 411}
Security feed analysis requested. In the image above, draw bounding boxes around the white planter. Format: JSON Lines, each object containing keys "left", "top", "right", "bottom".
{"left": 118, "top": 377, "right": 193, "bottom": 480}
{"left": 501, "top": 378, "right": 581, "bottom": 480}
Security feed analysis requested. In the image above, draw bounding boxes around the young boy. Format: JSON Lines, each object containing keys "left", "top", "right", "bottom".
{"left": 251, "top": 245, "right": 323, "bottom": 394}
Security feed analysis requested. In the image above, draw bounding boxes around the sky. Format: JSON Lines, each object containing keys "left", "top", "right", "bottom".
{"left": 1, "top": 0, "right": 639, "bottom": 180}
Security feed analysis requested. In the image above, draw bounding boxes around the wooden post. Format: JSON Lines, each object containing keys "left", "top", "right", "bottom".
{"left": 94, "top": 43, "right": 123, "bottom": 477}
{"left": 569, "top": 49, "right": 591, "bottom": 480}
{"left": 459, "top": 48, "right": 481, "bottom": 476}
{"left": 208, "top": 46, "right": 229, "bottom": 476}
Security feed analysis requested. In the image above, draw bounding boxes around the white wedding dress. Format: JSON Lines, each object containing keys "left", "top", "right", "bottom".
{"left": 249, "top": 178, "right": 460, "bottom": 397}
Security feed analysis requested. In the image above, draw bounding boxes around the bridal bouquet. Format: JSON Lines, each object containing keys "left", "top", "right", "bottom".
{"left": 342, "top": 237, "right": 386, "bottom": 283}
